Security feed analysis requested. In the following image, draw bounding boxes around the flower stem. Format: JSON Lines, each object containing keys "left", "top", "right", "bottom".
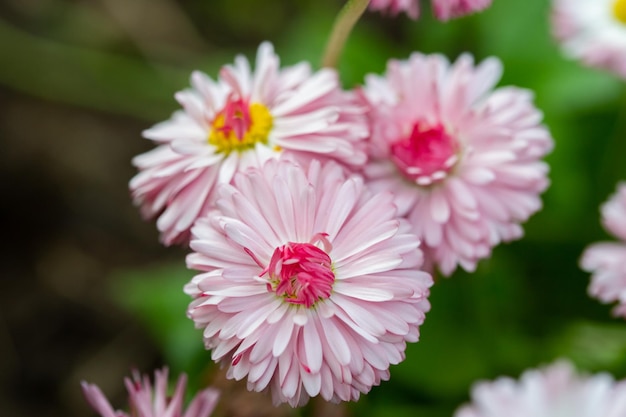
{"left": 321, "top": 0, "right": 370, "bottom": 68}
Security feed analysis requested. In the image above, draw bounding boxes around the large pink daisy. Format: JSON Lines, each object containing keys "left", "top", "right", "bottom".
{"left": 369, "top": 0, "right": 492, "bottom": 21}
{"left": 552, "top": 0, "right": 626, "bottom": 79}
{"left": 130, "top": 42, "right": 368, "bottom": 245}
{"left": 454, "top": 361, "right": 626, "bottom": 417}
{"left": 81, "top": 368, "right": 219, "bottom": 417}
{"left": 360, "top": 53, "right": 553, "bottom": 276}
{"left": 184, "top": 159, "right": 433, "bottom": 406}
{"left": 581, "top": 182, "right": 626, "bottom": 317}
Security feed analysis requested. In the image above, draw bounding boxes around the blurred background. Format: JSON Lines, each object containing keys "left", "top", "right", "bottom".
{"left": 2, "top": 0, "right": 626, "bottom": 416}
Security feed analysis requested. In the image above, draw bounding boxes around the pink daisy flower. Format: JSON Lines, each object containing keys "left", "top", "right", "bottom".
{"left": 130, "top": 42, "right": 368, "bottom": 245}
{"left": 581, "top": 182, "right": 626, "bottom": 318}
{"left": 81, "top": 368, "right": 219, "bottom": 417}
{"left": 454, "top": 361, "right": 626, "bottom": 417}
{"left": 369, "top": 0, "right": 492, "bottom": 21}
{"left": 360, "top": 53, "right": 553, "bottom": 276}
{"left": 369, "top": 0, "right": 420, "bottom": 19}
{"left": 184, "top": 159, "right": 433, "bottom": 406}
{"left": 552, "top": 0, "right": 626, "bottom": 78}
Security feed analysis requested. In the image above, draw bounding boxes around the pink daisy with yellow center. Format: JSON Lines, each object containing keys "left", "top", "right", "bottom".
{"left": 130, "top": 42, "right": 368, "bottom": 245}
{"left": 553, "top": 0, "right": 626, "bottom": 78}
{"left": 184, "top": 159, "right": 433, "bottom": 406}
{"left": 81, "top": 368, "right": 219, "bottom": 417}
{"left": 581, "top": 182, "right": 626, "bottom": 317}
{"left": 361, "top": 53, "right": 553, "bottom": 275}
{"left": 369, "top": 0, "right": 492, "bottom": 20}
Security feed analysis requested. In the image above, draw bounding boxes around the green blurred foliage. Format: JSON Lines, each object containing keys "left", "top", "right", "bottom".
{"left": 6, "top": 0, "right": 626, "bottom": 415}
{"left": 110, "top": 264, "right": 210, "bottom": 375}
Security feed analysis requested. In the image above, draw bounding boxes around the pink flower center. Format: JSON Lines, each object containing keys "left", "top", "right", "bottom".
{"left": 219, "top": 97, "right": 251, "bottom": 139}
{"left": 208, "top": 95, "right": 274, "bottom": 154}
{"left": 264, "top": 234, "right": 335, "bottom": 308}
{"left": 390, "top": 122, "right": 459, "bottom": 186}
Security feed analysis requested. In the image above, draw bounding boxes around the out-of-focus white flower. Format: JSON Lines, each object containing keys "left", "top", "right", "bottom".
{"left": 455, "top": 361, "right": 626, "bottom": 417}
{"left": 581, "top": 182, "right": 626, "bottom": 317}
{"left": 552, "top": 0, "right": 626, "bottom": 78}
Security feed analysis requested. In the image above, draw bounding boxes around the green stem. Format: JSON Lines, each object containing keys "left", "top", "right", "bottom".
{"left": 321, "top": 0, "right": 370, "bottom": 68}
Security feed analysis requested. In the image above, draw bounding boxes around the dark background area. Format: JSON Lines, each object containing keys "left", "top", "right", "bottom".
{"left": 3, "top": 1, "right": 626, "bottom": 416}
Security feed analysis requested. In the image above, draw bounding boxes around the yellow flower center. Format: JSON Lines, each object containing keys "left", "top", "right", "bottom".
{"left": 208, "top": 98, "right": 273, "bottom": 154}
{"left": 613, "top": 0, "right": 626, "bottom": 24}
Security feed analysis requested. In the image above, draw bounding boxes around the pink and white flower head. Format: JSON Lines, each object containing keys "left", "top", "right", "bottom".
{"left": 552, "top": 0, "right": 626, "bottom": 78}
{"left": 581, "top": 182, "right": 626, "bottom": 318}
{"left": 81, "top": 368, "right": 219, "bottom": 417}
{"left": 369, "top": 0, "right": 492, "bottom": 21}
{"left": 184, "top": 159, "right": 433, "bottom": 406}
{"left": 369, "top": 0, "right": 420, "bottom": 19}
{"left": 360, "top": 53, "right": 553, "bottom": 276}
{"left": 454, "top": 361, "right": 626, "bottom": 417}
{"left": 130, "top": 42, "right": 368, "bottom": 245}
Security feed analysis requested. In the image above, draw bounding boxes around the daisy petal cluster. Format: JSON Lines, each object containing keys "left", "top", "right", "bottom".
{"left": 581, "top": 182, "right": 626, "bottom": 317}
{"left": 552, "top": 0, "right": 626, "bottom": 78}
{"left": 130, "top": 42, "right": 368, "bottom": 245}
{"left": 81, "top": 368, "right": 219, "bottom": 417}
{"left": 454, "top": 361, "right": 626, "bottom": 417}
{"left": 184, "top": 159, "right": 433, "bottom": 406}
{"left": 361, "top": 53, "right": 553, "bottom": 275}
{"left": 369, "top": 0, "right": 492, "bottom": 21}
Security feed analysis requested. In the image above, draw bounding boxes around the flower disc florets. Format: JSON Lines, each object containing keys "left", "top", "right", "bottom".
{"left": 265, "top": 234, "right": 335, "bottom": 308}
{"left": 208, "top": 97, "right": 274, "bottom": 154}
{"left": 390, "top": 122, "right": 460, "bottom": 185}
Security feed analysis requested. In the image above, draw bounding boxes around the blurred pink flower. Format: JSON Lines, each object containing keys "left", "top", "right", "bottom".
{"left": 360, "top": 53, "right": 553, "bottom": 276}
{"left": 454, "top": 361, "right": 626, "bottom": 417}
{"left": 369, "top": 0, "right": 419, "bottom": 19}
{"left": 552, "top": 0, "right": 626, "bottom": 78}
{"left": 185, "top": 159, "right": 432, "bottom": 406}
{"left": 432, "top": 0, "right": 492, "bottom": 20}
{"left": 81, "top": 368, "right": 219, "bottom": 417}
{"left": 130, "top": 42, "right": 368, "bottom": 245}
{"left": 581, "top": 182, "right": 626, "bottom": 317}
{"left": 369, "top": 0, "right": 492, "bottom": 20}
